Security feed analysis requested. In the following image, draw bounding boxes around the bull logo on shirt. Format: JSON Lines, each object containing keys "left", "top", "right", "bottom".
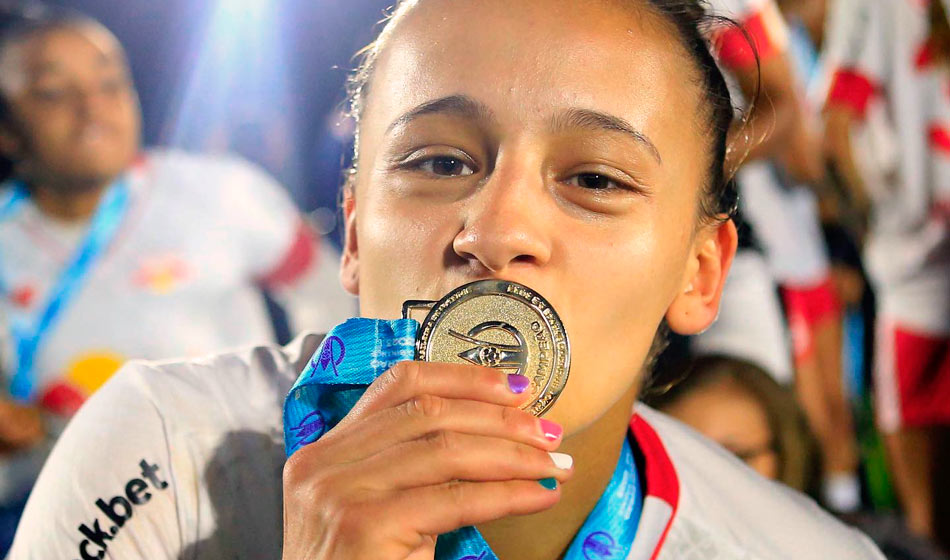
{"left": 449, "top": 321, "right": 527, "bottom": 376}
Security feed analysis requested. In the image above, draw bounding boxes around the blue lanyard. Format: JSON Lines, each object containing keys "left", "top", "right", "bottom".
{"left": 1, "top": 179, "right": 131, "bottom": 401}
{"left": 0, "top": 186, "right": 28, "bottom": 223}
{"left": 284, "top": 318, "right": 643, "bottom": 560}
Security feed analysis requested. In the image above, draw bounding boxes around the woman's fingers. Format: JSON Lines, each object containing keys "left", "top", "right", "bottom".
{"left": 281, "top": 361, "right": 568, "bottom": 560}
{"left": 318, "top": 395, "right": 562, "bottom": 464}
{"left": 386, "top": 479, "right": 564, "bottom": 537}
{"left": 352, "top": 430, "right": 573, "bottom": 490}
{"left": 343, "top": 360, "right": 534, "bottom": 423}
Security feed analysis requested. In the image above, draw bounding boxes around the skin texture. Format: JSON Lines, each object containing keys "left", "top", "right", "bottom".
{"left": 0, "top": 24, "right": 140, "bottom": 222}
{"left": 662, "top": 377, "right": 780, "bottom": 480}
{"left": 283, "top": 1, "right": 737, "bottom": 559}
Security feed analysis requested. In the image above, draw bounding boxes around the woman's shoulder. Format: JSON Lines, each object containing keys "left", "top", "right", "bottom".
{"left": 635, "top": 405, "right": 884, "bottom": 560}
{"left": 101, "top": 331, "right": 324, "bottom": 431}
{"left": 10, "top": 332, "right": 325, "bottom": 558}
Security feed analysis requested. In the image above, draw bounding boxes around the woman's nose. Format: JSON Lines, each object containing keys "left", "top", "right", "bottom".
{"left": 452, "top": 166, "right": 553, "bottom": 273}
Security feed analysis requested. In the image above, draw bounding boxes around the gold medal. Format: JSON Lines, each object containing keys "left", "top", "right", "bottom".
{"left": 402, "top": 280, "right": 570, "bottom": 416}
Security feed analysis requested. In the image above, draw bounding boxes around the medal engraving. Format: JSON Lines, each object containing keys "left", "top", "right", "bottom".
{"left": 450, "top": 321, "right": 527, "bottom": 374}
{"left": 405, "top": 280, "right": 570, "bottom": 416}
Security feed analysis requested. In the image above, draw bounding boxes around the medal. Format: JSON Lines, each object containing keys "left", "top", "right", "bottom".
{"left": 402, "top": 279, "right": 570, "bottom": 416}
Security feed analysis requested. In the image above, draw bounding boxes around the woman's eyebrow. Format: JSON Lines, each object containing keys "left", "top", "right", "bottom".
{"left": 386, "top": 94, "right": 495, "bottom": 135}
{"left": 551, "top": 108, "right": 662, "bottom": 165}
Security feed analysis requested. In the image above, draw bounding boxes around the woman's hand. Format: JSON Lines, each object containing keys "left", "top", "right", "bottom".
{"left": 281, "top": 361, "right": 572, "bottom": 560}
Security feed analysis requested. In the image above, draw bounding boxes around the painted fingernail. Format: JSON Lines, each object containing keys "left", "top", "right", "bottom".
{"left": 539, "top": 477, "right": 558, "bottom": 490}
{"left": 539, "top": 419, "right": 562, "bottom": 441}
{"left": 548, "top": 452, "right": 573, "bottom": 470}
{"left": 507, "top": 374, "right": 530, "bottom": 394}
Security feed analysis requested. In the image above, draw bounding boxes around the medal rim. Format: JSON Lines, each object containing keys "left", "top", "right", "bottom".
{"left": 413, "top": 279, "right": 571, "bottom": 416}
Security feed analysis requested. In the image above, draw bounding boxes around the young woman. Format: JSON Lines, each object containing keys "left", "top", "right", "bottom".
{"left": 0, "top": 5, "right": 352, "bottom": 545}
{"left": 10, "top": 1, "right": 882, "bottom": 558}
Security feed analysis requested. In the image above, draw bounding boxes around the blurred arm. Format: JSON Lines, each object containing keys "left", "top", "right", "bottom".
{"left": 727, "top": 51, "right": 824, "bottom": 181}
{"left": 259, "top": 225, "right": 356, "bottom": 335}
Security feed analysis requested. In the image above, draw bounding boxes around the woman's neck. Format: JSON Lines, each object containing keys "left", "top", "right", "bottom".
{"left": 477, "top": 384, "right": 639, "bottom": 560}
{"left": 28, "top": 180, "right": 111, "bottom": 223}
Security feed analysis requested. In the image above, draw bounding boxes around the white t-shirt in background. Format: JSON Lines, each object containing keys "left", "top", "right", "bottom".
{"left": 0, "top": 149, "right": 355, "bottom": 502}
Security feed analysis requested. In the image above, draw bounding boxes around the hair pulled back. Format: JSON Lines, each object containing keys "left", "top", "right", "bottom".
{"left": 344, "top": 0, "right": 743, "bottom": 222}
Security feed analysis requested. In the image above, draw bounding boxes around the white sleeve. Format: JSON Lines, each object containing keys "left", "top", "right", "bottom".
{"left": 707, "top": 0, "right": 789, "bottom": 70}
{"left": 269, "top": 238, "right": 358, "bottom": 335}
{"left": 8, "top": 363, "right": 185, "bottom": 560}
{"left": 824, "top": 0, "right": 888, "bottom": 119}
{"left": 216, "top": 157, "right": 357, "bottom": 333}
{"left": 215, "top": 157, "right": 306, "bottom": 280}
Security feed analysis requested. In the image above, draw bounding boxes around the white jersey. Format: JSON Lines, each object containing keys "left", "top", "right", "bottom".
{"left": 0, "top": 149, "right": 353, "bottom": 415}
{"left": 9, "top": 334, "right": 883, "bottom": 559}
{"left": 0, "top": 150, "right": 355, "bottom": 503}
{"left": 825, "top": 0, "right": 950, "bottom": 332}
{"left": 691, "top": 250, "right": 794, "bottom": 384}
{"left": 737, "top": 163, "right": 831, "bottom": 286}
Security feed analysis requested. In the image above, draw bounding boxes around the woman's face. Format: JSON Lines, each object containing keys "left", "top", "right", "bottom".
{"left": 0, "top": 24, "right": 140, "bottom": 188}
{"left": 343, "top": 0, "right": 735, "bottom": 433}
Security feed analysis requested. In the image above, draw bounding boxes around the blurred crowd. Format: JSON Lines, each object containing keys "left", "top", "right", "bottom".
{"left": 0, "top": 0, "right": 947, "bottom": 558}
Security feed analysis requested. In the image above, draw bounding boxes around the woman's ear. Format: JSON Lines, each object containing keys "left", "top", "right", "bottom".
{"left": 339, "top": 188, "right": 360, "bottom": 296}
{"left": 665, "top": 219, "right": 738, "bottom": 335}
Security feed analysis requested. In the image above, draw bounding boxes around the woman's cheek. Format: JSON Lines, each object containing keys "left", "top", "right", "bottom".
{"left": 357, "top": 197, "right": 460, "bottom": 315}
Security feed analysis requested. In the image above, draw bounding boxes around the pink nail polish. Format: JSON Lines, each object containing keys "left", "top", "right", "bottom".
{"left": 539, "top": 419, "right": 562, "bottom": 441}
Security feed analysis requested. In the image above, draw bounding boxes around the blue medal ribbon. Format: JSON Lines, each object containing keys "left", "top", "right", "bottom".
{"left": 1, "top": 178, "right": 131, "bottom": 401}
{"left": 284, "top": 318, "right": 642, "bottom": 559}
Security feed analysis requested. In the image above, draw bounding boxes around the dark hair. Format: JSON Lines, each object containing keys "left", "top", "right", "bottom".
{"left": 343, "top": 0, "right": 742, "bottom": 222}
{"left": 0, "top": 3, "right": 99, "bottom": 183}
{"left": 645, "top": 354, "right": 820, "bottom": 493}
{"left": 929, "top": 0, "right": 950, "bottom": 63}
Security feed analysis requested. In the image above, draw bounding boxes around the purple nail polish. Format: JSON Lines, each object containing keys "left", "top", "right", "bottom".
{"left": 507, "top": 374, "right": 530, "bottom": 394}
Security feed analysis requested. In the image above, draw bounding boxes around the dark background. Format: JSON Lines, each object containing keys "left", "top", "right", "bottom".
{"left": 44, "top": 0, "right": 395, "bottom": 247}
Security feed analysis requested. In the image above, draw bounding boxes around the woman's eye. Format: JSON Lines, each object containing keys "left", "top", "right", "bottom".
{"left": 417, "top": 156, "right": 475, "bottom": 177}
{"left": 568, "top": 173, "right": 616, "bottom": 190}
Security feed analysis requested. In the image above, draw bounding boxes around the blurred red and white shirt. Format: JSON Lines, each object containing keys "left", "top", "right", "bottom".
{"left": 710, "top": 0, "right": 833, "bottom": 287}
{"left": 0, "top": 149, "right": 355, "bottom": 420}
{"left": 825, "top": 0, "right": 950, "bottom": 334}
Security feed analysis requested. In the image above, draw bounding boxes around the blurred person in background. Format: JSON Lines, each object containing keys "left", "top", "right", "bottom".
{"left": 691, "top": 0, "right": 796, "bottom": 389}
{"left": 824, "top": 0, "right": 950, "bottom": 548}
{"left": 646, "top": 354, "right": 820, "bottom": 493}
{"left": 648, "top": 354, "right": 950, "bottom": 560}
{"left": 0, "top": 4, "right": 353, "bottom": 549}
{"left": 697, "top": 0, "right": 861, "bottom": 513}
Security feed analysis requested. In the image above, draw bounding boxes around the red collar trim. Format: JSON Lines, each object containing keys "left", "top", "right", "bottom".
{"left": 630, "top": 413, "right": 680, "bottom": 558}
